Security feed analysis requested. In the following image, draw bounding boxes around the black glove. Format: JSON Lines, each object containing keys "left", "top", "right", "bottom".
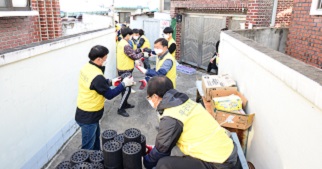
{"left": 120, "top": 72, "right": 132, "bottom": 80}
{"left": 143, "top": 48, "right": 152, "bottom": 54}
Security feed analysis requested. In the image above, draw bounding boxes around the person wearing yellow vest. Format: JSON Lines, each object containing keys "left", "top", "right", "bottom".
{"left": 117, "top": 27, "right": 144, "bottom": 117}
{"left": 76, "top": 45, "right": 135, "bottom": 150}
{"left": 143, "top": 76, "right": 240, "bottom": 169}
{"left": 135, "top": 38, "right": 176, "bottom": 90}
{"left": 163, "top": 27, "right": 176, "bottom": 59}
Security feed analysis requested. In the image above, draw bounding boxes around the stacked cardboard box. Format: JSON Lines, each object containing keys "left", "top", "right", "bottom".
{"left": 201, "top": 74, "right": 255, "bottom": 130}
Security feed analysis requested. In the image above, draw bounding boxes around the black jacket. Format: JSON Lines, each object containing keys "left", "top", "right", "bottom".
{"left": 144, "top": 89, "right": 189, "bottom": 167}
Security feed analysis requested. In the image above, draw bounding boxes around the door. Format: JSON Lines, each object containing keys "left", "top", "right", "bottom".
{"left": 143, "top": 20, "right": 160, "bottom": 50}
{"left": 181, "top": 14, "right": 226, "bottom": 69}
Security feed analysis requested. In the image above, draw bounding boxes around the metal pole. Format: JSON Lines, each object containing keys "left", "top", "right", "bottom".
{"left": 270, "top": 0, "right": 278, "bottom": 27}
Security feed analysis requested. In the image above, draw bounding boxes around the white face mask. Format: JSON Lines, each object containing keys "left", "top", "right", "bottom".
{"left": 148, "top": 99, "right": 154, "bottom": 108}
{"left": 133, "top": 36, "right": 139, "bottom": 40}
{"left": 102, "top": 60, "right": 107, "bottom": 66}
{"left": 154, "top": 49, "right": 163, "bottom": 55}
{"left": 164, "top": 34, "right": 170, "bottom": 39}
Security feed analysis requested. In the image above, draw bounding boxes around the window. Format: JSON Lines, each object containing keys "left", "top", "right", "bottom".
{"left": 0, "top": 0, "right": 31, "bottom": 11}
{"left": 119, "top": 12, "right": 130, "bottom": 24}
{"left": 164, "top": 0, "right": 170, "bottom": 11}
{"left": 310, "top": 0, "right": 322, "bottom": 15}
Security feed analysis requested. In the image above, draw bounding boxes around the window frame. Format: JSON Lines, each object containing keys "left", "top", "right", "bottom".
{"left": 310, "top": 0, "right": 322, "bottom": 15}
{"left": 0, "top": 0, "right": 31, "bottom": 11}
{"left": 163, "top": 0, "right": 170, "bottom": 11}
{"left": 119, "top": 12, "right": 131, "bottom": 24}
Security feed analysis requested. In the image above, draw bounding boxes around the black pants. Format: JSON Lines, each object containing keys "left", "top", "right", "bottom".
{"left": 207, "top": 60, "right": 218, "bottom": 74}
{"left": 156, "top": 143, "right": 240, "bottom": 169}
{"left": 143, "top": 57, "right": 151, "bottom": 69}
{"left": 118, "top": 71, "right": 132, "bottom": 109}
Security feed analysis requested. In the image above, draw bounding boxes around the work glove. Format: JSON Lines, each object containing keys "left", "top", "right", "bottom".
{"left": 143, "top": 52, "right": 150, "bottom": 58}
{"left": 111, "top": 77, "right": 122, "bottom": 86}
{"left": 135, "top": 65, "right": 147, "bottom": 74}
{"left": 135, "top": 60, "right": 143, "bottom": 67}
{"left": 139, "top": 79, "right": 147, "bottom": 90}
{"left": 146, "top": 145, "right": 153, "bottom": 154}
{"left": 122, "top": 76, "right": 135, "bottom": 87}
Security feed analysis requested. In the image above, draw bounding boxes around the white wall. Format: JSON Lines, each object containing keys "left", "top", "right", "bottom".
{"left": 0, "top": 28, "right": 116, "bottom": 169}
{"left": 219, "top": 31, "right": 322, "bottom": 169}
{"left": 130, "top": 15, "right": 150, "bottom": 29}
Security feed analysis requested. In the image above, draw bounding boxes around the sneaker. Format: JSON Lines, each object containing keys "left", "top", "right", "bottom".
{"left": 131, "top": 89, "right": 136, "bottom": 94}
{"left": 117, "top": 109, "right": 129, "bottom": 117}
{"left": 124, "top": 103, "right": 135, "bottom": 109}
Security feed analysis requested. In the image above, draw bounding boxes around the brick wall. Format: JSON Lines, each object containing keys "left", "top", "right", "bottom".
{"left": 275, "top": 0, "right": 293, "bottom": 27}
{"left": 246, "top": 0, "right": 274, "bottom": 27}
{"left": 286, "top": 0, "right": 322, "bottom": 68}
{"left": 0, "top": 16, "right": 40, "bottom": 51}
{"left": 36, "top": 0, "right": 62, "bottom": 40}
{"left": 0, "top": 0, "right": 62, "bottom": 51}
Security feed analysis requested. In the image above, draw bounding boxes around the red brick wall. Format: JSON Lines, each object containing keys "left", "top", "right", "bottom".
{"left": 246, "top": 0, "right": 274, "bottom": 27}
{"left": 0, "top": 0, "right": 62, "bottom": 51}
{"left": 37, "top": 0, "right": 62, "bottom": 40}
{"left": 0, "top": 16, "right": 40, "bottom": 51}
{"left": 286, "top": 0, "right": 322, "bottom": 68}
{"left": 275, "top": 0, "right": 293, "bottom": 27}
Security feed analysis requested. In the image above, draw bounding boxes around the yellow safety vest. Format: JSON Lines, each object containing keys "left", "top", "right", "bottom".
{"left": 131, "top": 39, "right": 137, "bottom": 50}
{"left": 156, "top": 52, "right": 176, "bottom": 88}
{"left": 162, "top": 99, "right": 234, "bottom": 163}
{"left": 117, "top": 39, "right": 134, "bottom": 71}
{"left": 138, "top": 35, "right": 151, "bottom": 50}
{"left": 77, "top": 63, "right": 105, "bottom": 111}
{"left": 168, "top": 38, "right": 176, "bottom": 59}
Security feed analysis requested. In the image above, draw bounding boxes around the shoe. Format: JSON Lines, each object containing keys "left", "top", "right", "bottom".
{"left": 124, "top": 103, "right": 135, "bottom": 109}
{"left": 131, "top": 89, "right": 136, "bottom": 94}
{"left": 139, "top": 79, "right": 147, "bottom": 90}
{"left": 117, "top": 109, "right": 129, "bottom": 117}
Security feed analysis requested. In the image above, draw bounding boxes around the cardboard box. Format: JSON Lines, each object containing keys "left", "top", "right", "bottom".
{"left": 214, "top": 110, "right": 255, "bottom": 130}
{"left": 201, "top": 75, "right": 237, "bottom": 101}
{"left": 211, "top": 90, "right": 248, "bottom": 109}
{"left": 210, "top": 90, "right": 254, "bottom": 130}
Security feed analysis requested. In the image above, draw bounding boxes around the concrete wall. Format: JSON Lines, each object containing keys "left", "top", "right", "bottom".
{"left": 234, "top": 28, "right": 289, "bottom": 53}
{"left": 219, "top": 31, "right": 322, "bottom": 169}
{"left": 0, "top": 28, "right": 116, "bottom": 169}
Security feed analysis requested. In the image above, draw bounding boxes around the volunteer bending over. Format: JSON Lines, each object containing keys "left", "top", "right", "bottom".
{"left": 76, "top": 45, "right": 135, "bottom": 150}
{"left": 135, "top": 38, "right": 176, "bottom": 90}
{"left": 143, "top": 76, "right": 240, "bottom": 169}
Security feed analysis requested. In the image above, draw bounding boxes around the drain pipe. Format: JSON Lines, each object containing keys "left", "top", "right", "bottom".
{"left": 270, "top": 0, "right": 278, "bottom": 27}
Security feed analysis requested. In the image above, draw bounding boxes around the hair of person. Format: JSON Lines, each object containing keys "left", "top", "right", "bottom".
{"left": 139, "top": 29, "right": 144, "bottom": 36}
{"left": 163, "top": 27, "right": 173, "bottom": 34}
{"left": 221, "top": 27, "right": 228, "bottom": 31}
{"left": 147, "top": 76, "right": 174, "bottom": 97}
{"left": 154, "top": 38, "right": 168, "bottom": 47}
{"left": 121, "top": 27, "right": 133, "bottom": 37}
{"left": 88, "top": 45, "right": 109, "bottom": 61}
{"left": 132, "top": 29, "right": 139, "bottom": 34}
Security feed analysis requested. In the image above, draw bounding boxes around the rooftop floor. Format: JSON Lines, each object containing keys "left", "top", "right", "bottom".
{"left": 44, "top": 64, "right": 205, "bottom": 169}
